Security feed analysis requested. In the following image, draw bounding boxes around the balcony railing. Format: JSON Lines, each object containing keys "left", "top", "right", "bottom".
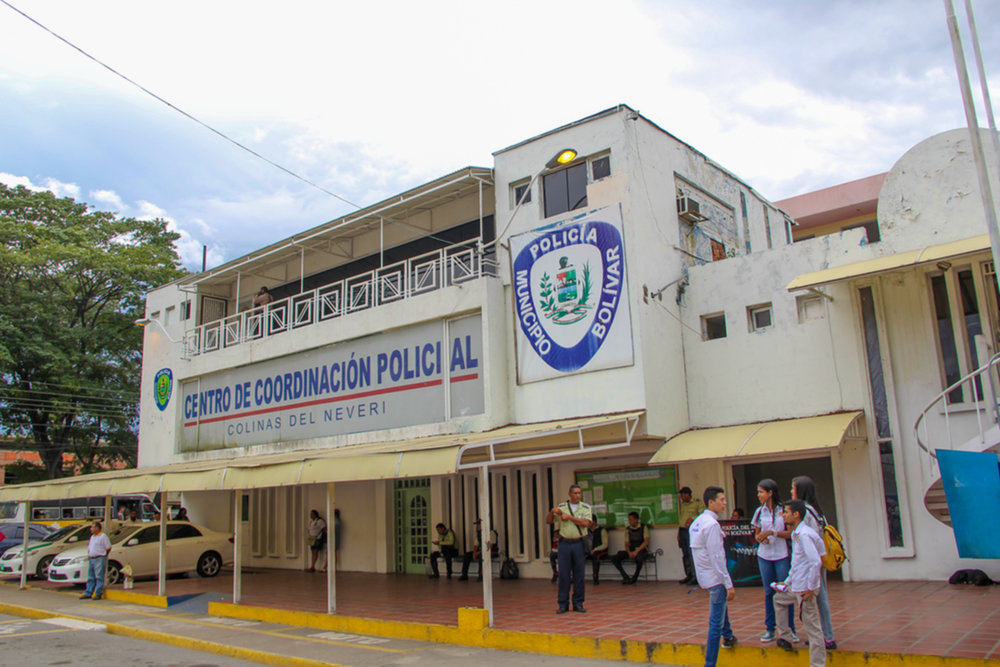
{"left": 183, "top": 239, "right": 497, "bottom": 357}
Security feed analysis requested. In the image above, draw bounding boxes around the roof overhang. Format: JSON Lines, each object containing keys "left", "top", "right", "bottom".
{"left": 648, "top": 412, "right": 866, "bottom": 466}
{"left": 787, "top": 235, "right": 989, "bottom": 292}
{"left": 0, "top": 411, "right": 643, "bottom": 503}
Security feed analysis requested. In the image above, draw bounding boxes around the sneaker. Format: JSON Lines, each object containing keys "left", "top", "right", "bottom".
{"left": 721, "top": 635, "right": 738, "bottom": 648}
{"left": 776, "top": 638, "right": 793, "bottom": 651}
{"left": 760, "top": 630, "right": 775, "bottom": 642}
{"left": 791, "top": 632, "right": 800, "bottom": 643}
{"left": 78, "top": 594, "right": 91, "bottom": 600}
{"left": 825, "top": 640, "right": 837, "bottom": 650}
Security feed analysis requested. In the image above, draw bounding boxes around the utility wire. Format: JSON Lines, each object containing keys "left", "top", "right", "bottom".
{"left": 0, "top": 0, "right": 362, "bottom": 210}
{"left": 2, "top": 380, "right": 138, "bottom": 397}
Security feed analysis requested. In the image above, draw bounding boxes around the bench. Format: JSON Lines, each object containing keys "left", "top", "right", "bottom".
{"left": 597, "top": 547, "right": 664, "bottom": 582}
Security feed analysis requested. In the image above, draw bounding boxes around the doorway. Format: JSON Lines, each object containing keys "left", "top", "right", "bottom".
{"left": 393, "top": 478, "right": 430, "bottom": 574}
{"left": 732, "top": 456, "right": 838, "bottom": 529}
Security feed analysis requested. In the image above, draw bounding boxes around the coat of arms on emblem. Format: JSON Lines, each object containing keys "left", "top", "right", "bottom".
{"left": 538, "top": 256, "right": 592, "bottom": 325}
{"left": 154, "top": 368, "right": 173, "bottom": 412}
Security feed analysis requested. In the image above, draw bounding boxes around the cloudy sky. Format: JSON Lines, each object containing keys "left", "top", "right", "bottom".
{"left": 1, "top": 0, "right": 997, "bottom": 270}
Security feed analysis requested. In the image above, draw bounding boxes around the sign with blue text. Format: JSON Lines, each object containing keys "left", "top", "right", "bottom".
{"left": 179, "top": 315, "right": 483, "bottom": 451}
{"left": 509, "top": 205, "right": 633, "bottom": 383}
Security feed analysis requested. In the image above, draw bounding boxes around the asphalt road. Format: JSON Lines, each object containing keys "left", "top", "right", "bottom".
{"left": 0, "top": 611, "right": 673, "bottom": 667}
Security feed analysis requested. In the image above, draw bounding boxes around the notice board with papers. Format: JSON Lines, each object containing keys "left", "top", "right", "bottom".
{"left": 575, "top": 465, "right": 679, "bottom": 528}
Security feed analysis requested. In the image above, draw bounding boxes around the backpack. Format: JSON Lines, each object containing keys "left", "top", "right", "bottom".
{"left": 808, "top": 507, "right": 846, "bottom": 571}
{"left": 499, "top": 557, "right": 519, "bottom": 580}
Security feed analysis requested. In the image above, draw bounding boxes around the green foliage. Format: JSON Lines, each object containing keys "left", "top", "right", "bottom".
{"left": 0, "top": 184, "right": 185, "bottom": 478}
{"left": 3, "top": 459, "right": 50, "bottom": 485}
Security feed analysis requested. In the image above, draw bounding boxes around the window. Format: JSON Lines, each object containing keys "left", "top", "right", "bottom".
{"left": 796, "top": 295, "right": 826, "bottom": 323}
{"left": 512, "top": 181, "right": 532, "bottom": 206}
{"left": 541, "top": 153, "right": 611, "bottom": 219}
{"left": 167, "top": 524, "right": 202, "bottom": 539}
{"left": 842, "top": 220, "right": 880, "bottom": 243}
{"left": 701, "top": 313, "right": 726, "bottom": 340}
{"left": 748, "top": 303, "right": 773, "bottom": 331}
{"left": 739, "top": 192, "right": 751, "bottom": 254}
{"left": 930, "top": 268, "right": 989, "bottom": 403}
{"left": 543, "top": 162, "right": 588, "bottom": 218}
{"left": 763, "top": 206, "right": 773, "bottom": 249}
{"left": 180, "top": 300, "right": 191, "bottom": 321}
{"left": 710, "top": 239, "right": 726, "bottom": 262}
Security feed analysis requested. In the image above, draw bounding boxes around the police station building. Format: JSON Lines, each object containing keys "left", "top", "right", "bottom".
{"left": 11, "top": 106, "right": 997, "bottom": 612}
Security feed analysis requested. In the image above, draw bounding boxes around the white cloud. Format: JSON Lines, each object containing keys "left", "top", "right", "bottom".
{"left": 90, "top": 189, "right": 124, "bottom": 211}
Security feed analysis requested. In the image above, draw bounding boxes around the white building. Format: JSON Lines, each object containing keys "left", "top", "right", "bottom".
{"left": 13, "top": 106, "right": 998, "bottom": 601}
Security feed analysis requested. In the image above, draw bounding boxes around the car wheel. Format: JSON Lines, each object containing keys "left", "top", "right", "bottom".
{"left": 35, "top": 555, "right": 54, "bottom": 579}
{"left": 196, "top": 551, "right": 222, "bottom": 578}
{"left": 107, "top": 561, "right": 122, "bottom": 586}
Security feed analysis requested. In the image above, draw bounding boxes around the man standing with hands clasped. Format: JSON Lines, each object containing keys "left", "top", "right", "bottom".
{"left": 773, "top": 499, "right": 826, "bottom": 666}
{"left": 690, "top": 486, "right": 738, "bottom": 667}
{"left": 546, "top": 483, "right": 593, "bottom": 614}
{"left": 80, "top": 521, "right": 112, "bottom": 600}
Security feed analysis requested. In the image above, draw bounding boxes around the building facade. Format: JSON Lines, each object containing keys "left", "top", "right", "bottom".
{"left": 131, "top": 106, "right": 999, "bottom": 586}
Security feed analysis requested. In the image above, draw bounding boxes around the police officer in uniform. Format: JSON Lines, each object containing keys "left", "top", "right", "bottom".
{"left": 429, "top": 522, "right": 458, "bottom": 578}
{"left": 612, "top": 511, "right": 651, "bottom": 584}
{"left": 546, "top": 483, "right": 593, "bottom": 613}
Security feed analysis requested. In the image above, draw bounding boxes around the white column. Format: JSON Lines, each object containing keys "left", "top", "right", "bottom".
{"left": 233, "top": 490, "right": 242, "bottom": 604}
{"left": 157, "top": 489, "right": 167, "bottom": 596}
{"left": 326, "top": 483, "right": 336, "bottom": 614}
{"left": 478, "top": 465, "right": 493, "bottom": 625}
{"left": 19, "top": 501, "right": 28, "bottom": 589}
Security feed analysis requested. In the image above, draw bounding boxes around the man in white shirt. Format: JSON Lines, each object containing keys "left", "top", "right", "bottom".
{"left": 774, "top": 499, "right": 826, "bottom": 666}
{"left": 689, "top": 486, "right": 737, "bottom": 667}
{"left": 81, "top": 521, "right": 112, "bottom": 600}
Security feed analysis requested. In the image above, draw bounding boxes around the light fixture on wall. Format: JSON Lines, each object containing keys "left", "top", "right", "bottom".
{"left": 937, "top": 261, "right": 952, "bottom": 271}
{"left": 135, "top": 317, "right": 188, "bottom": 359}
{"left": 484, "top": 148, "right": 579, "bottom": 252}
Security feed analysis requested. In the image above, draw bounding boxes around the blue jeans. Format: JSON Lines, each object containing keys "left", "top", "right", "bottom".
{"left": 758, "top": 556, "right": 795, "bottom": 633}
{"left": 556, "top": 539, "right": 585, "bottom": 610}
{"left": 84, "top": 556, "right": 106, "bottom": 598}
{"left": 818, "top": 570, "right": 834, "bottom": 641}
{"left": 704, "top": 584, "right": 733, "bottom": 667}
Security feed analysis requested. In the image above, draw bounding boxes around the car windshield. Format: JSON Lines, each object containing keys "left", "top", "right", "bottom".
{"left": 42, "top": 525, "right": 82, "bottom": 542}
{"left": 109, "top": 526, "right": 142, "bottom": 544}
{"left": 0, "top": 502, "right": 16, "bottom": 520}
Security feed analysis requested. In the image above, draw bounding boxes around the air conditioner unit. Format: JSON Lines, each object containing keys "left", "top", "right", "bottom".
{"left": 677, "top": 196, "right": 706, "bottom": 222}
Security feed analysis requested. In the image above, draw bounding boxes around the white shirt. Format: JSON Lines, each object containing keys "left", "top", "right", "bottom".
{"left": 751, "top": 504, "right": 789, "bottom": 561}
{"left": 785, "top": 522, "right": 824, "bottom": 592}
{"left": 87, "top": 532, "right": 111, "bottom": 558}
{"left": 690, "top": 509, "right": 732, "bottom": 590}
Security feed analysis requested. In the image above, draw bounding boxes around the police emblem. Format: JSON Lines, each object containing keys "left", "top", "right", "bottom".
{"left": 154, "top": 368, "right": 173, "bottom": 411}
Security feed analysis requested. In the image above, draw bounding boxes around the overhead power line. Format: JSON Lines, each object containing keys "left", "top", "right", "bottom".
{"left": 0, "top": 0, "right": 362, "bottom": 210}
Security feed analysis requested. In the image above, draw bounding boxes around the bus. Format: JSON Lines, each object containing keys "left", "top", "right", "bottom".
{"left": 0, "top": 495, "right": 159, "bottom": 528}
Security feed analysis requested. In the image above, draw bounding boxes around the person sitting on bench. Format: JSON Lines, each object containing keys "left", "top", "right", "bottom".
{"left": 429, "top": 522, "right": 459, "bottom": 579}
{"left": 589, "top": 523, "right": 609, "bottom": 584}
{"left": 612, "top": 512, "right": 650, "bottom": 584}
{"left": 458, "top": 519, "right": 498, "bottom": 581}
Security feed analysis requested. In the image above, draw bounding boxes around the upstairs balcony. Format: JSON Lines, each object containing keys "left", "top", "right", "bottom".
{"left": 183, "top": 238, "right": 498, "bottom": 357}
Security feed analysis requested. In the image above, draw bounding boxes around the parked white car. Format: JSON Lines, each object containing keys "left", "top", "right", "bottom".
{"left": 47, "top": 521, "right": 233, "bottom": 586}
{"left": 0, "top": 523, "right": 97, "bottom": 579}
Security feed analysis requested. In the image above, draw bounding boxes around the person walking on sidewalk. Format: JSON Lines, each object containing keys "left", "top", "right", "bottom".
{"left": 773, "top": 499, "right": 826, "bottom": 666}
{"left": 80, "top": 521, "right": 111, "bottom": 600}
{"left": 691, "top": 486, "right": 737, "bottom": 667}
{"left": 677, "top": 486, "right": 704, "bottom": 585}
{"left": 752, "top": 478, "right": 797, "bottom": 643}
{"left": 546, "top": 483, "right": 593, "bottom": 614}
{"left": 791, "top": 476, "right": 837, "bottom": 650}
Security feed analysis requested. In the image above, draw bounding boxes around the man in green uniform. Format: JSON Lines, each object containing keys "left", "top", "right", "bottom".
{"left": 458, "top": 519, "right": 498, "bottom": 581}
{"left": 429, "top": 522, "right": 458, "bottom": 578}
{"left": 678, "top": 486, "right": 704, "bottom": 584}
{"left": 546, "top": 483, "right": 593, "bottom": 613}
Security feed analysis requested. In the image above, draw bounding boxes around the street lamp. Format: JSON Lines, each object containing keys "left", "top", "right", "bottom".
{"left": 483, "top": 148, "right": 579, "bottom": 251}
{"left": 135, "top": 317, "right": 189, "bottom": 359}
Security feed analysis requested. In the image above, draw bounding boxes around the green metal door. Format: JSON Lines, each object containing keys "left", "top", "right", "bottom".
{"left": 394, "top": 479, "right": 430, "bottom": 574}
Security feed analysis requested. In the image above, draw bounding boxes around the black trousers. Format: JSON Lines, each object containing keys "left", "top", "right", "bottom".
{"left": 430, "top": 546, "right": 459, "bottom": 576}
{"left": 678, "top": 526, "right": 695, "bottom": 580}
{"left": 611, "top": 548, "right": 649, "bottom": 580}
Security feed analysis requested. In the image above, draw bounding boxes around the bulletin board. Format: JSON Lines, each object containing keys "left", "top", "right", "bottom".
{"left": 576, "top": 465, "right": 679, "bottom": 528}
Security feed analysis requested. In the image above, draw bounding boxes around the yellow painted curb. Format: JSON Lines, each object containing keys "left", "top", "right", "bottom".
{"left": 104, "top": 590, "right": 169, "bottom": 607}
{"left": 207, "top": 602, "right": 1000, "bottom": 667}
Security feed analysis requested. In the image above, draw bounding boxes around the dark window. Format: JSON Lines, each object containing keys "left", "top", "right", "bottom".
{"left": 591, "top": 156, "right": 611, "bottom": 181}
{"left": 703, "top": 313, "right": 727, "bottom": 340}
{"left": 180, "top": 300, "right": 191, "bottom": 321}
{"left": 958, "top": 270, "right": 983, "bottom": 399}
{"left": 167, "top": 524, "right": 202, "bottom": 540}
{"left": 513, "top": 183, "right": 531, "bottom": 205}
{"left": 842, "top": 220, "right": 881, "bottom": 243}
{"left": 711, "top": 239, "right": 726, "bottom": 262}
{"left": 931, "top": 275, "right": 963, "bottom": 402}
{"left": 543, "top": 163, "right": 588, "bottom": 218}
{"left": 133, "top": 527, "right": 161, "bottom": 545}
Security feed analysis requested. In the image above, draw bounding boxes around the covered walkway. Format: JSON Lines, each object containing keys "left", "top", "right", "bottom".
{"left": 25, "top": 570, "right": 1000, "bottom": 661}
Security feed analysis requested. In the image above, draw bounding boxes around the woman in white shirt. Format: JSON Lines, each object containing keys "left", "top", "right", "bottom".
{"left": 306, "top": 510, "right": 327, "bottom": 572}
{"left": 752, "top": 479, "right": 796, "bottom": 643}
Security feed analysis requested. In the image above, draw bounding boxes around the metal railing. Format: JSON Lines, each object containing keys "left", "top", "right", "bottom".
{"left": 913, "top": 351, "right": 1000, "bottom": 459}
{"left": 183, "top": 240, "right": 497, "bottom": 357}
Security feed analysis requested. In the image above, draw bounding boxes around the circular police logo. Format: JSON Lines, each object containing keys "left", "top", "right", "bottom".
{"left": 154, "top": 368, "right": 173, "bottom": 411}
{"left": 512, "top": 219, "right": 626, "bottom": 373}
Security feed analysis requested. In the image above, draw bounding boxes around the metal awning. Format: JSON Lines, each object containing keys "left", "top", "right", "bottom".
{"left": 786, "top": 235, "right": 989, "bottom": 292}
{"left": 0, "top": 411, "right": 644, "bottom": 502}
{"left": 648, "top": 412, "right": 865, "bottom": 465}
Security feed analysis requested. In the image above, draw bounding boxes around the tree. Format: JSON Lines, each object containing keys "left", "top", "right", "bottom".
{"left": 0, "top": 184, "right": 185, "bottom": 478}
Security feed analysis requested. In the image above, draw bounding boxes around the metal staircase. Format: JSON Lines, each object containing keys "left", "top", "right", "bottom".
{"left": 914, "top": 351, "right": 1000, "bottom": 531}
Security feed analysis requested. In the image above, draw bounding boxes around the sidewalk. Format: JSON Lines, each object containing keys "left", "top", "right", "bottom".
{"left": 5, "top": 571, "right": 1000, "bottom": 666}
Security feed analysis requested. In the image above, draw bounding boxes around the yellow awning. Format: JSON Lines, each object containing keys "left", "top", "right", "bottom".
{"left": 787, "top": 235, "right": 989, "bottom": 291}
{"left": 649, "top": 412, "right": 865, "bottom": 465}
{"left": 0, "top": 411, "right": 644, "bottom": 502}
